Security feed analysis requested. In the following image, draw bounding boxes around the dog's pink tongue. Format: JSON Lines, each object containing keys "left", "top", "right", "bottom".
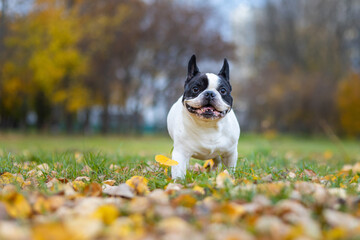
{"left": 196, "top": 106, "right": 220, "bottom": 116}
{"left": 202, "top": 106, "right": 214, "bottom": 112}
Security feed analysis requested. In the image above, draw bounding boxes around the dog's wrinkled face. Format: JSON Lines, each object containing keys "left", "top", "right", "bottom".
{"left": 182, "top": 55, "right": 233, "bottom": 120}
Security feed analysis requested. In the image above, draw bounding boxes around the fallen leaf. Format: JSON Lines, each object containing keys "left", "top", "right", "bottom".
{"left": 103, "top": 183, "right": 134, "bottom": 198}
{"left": 288, "top": 172, "right": 296, "bottom": 179}
{"left": 48, "top": 196, "right": 65, "bottom": 211}
{"left": 158, "top": 217, "right": 192, "bottom": 233}
{"left": 0, "top": 221, "right": 30, "bottom": 240}
{"left": 261, "top": 174, "right": 273, "bottom": 182}
{"left": 102, "top": 179, "right": 116, "bottom": 186}
{"left": 171, "top": 194, "right": 197, "bottom": 208}
{"left": 36, "top": 163, "right": 50, "bottom": 172}
{"left": 27, "top": 169, "right": 44, "bottom": 178}
{"left": 324, "top": 209, "right": 360, "bottom": 230}
{"left": 203, "top": 159, "right": 215, "bottom": 170}
{"left": 33, "top": 196, "right": 51, "bottom": 214}
{"left": 0, "top": 202, "right": 9, "bottom": 219}
{"left": 74, "top": 176, "right": 91, "bottom": 182}
{"left": 46, "top": 178, "right": 60, "bottom": 189}
{"left": 126, "top": 176, "right": 149, "bottom": 195}
{"left": 81, "top": 165, "right": 93, "bottom": 174}
{"left": 32, "top": 223, "right": 72, "bottom": 240}
{"left": 165, "top": 183, "right": 183, "bottom": 193}
{"left": 300, "top": 169, "right": 317, "bottom": 178}
{"left": 84, "top": 183, "right": 102, "bottom": 197}
{"left": 148, "top": 189, "right": 169, "bottom": 204}
{"left": 193, "top": 185, "right": 205, "bottom": 195}
{"left": 92, "top": 204, "right": 119, "bottom": 225}
{"left": 65, "top": 217, "right": 102, "bottom": 239}
{"left": 2, "top": 192, "right": 31, "bottom": 219}
{"left": 72, "top": 180, "right": 86, "bottom": 192}
{"left": 155, "top": 155, "right": 179, "bottom": 166}
{"left": 216, "top": 170, "right": 234, "bottom": 188}
{"left": 0, "top": 172, "right": 24, "bottom": 185}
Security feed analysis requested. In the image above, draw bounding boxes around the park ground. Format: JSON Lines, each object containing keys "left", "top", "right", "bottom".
{"left": 0, "top": 133, "right": 360, "bottom": 239}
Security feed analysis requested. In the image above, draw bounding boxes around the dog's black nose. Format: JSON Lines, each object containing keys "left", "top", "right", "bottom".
{"left": 204, "top": 91, "right": 216, "bottom": 99}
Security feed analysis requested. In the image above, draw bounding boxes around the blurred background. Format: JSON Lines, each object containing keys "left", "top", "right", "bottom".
{"left": 0, "top": 0, "right": 360, "bottom": 137}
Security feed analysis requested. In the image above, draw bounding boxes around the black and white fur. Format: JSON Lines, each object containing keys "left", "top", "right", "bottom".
{"left": 167, "top": 55, "right": 240, "bottom": 179}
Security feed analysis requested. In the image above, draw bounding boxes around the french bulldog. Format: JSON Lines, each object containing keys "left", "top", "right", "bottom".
{"left": 167, "top": 55, "right": 240, "bottom": 179}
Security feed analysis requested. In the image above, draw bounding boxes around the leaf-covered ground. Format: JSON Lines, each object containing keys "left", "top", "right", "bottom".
{"left": 1, "top": 135, "right": 360, "bottom": 240}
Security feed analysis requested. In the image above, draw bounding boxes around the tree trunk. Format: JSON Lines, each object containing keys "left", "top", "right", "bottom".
{"left": 82, "top": 108, "right": 91, "bottom": 134}
{"left": 101, "top": 100, "right": 110, "bottom": 134}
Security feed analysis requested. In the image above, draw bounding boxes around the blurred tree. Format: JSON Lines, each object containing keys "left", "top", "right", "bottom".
{"left": 337, "top": 73, "right": 360, "bottom": 137}
{"left": 0, "top": 0, "right": 234, "bottom": 133}
{"left": 243, "top": 0, "right": 358, "bottom": 134}
{"left": 75, "top": 0, "right": 234, "bottom": 133}
{"left": 2, "top": 0, "right": 88, "bottom": 130}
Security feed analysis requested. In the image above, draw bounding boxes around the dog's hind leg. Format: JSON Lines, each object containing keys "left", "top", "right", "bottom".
{"left": 213, "top": 156, "right": 222, "bottom": 170}
{"left": 171, "top": 148, "right": 190, "bottom": 179}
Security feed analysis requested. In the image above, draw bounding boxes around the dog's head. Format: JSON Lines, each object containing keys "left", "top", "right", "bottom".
{"left": 182, "top": 55, "right": 233, "bottom": 120}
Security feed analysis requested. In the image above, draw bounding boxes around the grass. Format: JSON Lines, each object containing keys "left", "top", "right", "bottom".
{"left": 1, "top": 133, "right": 359, "bottom": 192}
{"left": 1, "top": 133, "right": 360, "bottom": 239}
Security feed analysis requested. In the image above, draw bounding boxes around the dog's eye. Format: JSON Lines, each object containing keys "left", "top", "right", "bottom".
{"left": 192, "top": 87, "right": 199, "bottom": 93}
{"left": 220, "top": 88, "right": 227, "bottom": 95}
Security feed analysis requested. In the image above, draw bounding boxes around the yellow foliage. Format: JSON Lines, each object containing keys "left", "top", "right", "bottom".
{"left": 203, "top": 159, "right": 215, "bottom": 169}
{"left": 1, "top": 192, "right": 32, "bottom": 219}
{"left": 155, "top": 155, "right": 179, "bottom": 166}
{"left": 72, "top": 180, "right": 86, "bottom": 192}
{"left": 216, "top": 170, "right": 234, "bottom": 188}
{"left": 2, "top": 0, "right": 89, "bottom": 112}
{"left": 32, "top": 222, "right": 72, "bottom": 240}
{"left": 337, "top": 73, "right": 360, "bottom": 136}
{"left": 0, "top": 172, "right": 24, "bottom": 185}
{"left": 193, "top": 185, "right": 205, "bottom": 195}
{"left": 126, "top": 176, "right": 149, "bottom": 195}
{"left": 172, "top": 194, "right": 197, "bottom": 208}
{"left": 92, "top": 205, "right": 119, "bottom": 225}
{"left": 33, "top": 196, "right": 51, "bottom": 214}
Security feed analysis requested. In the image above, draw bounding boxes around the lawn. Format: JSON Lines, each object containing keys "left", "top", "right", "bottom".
{"left": 0, "top": 133, "right": 360, "bottom": 239}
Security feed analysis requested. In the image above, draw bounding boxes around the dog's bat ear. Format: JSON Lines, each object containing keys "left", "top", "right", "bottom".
{"left": 219, "top": 58, "right": 230, "bottom": 81}
{"left": 187, "top": 54, "right": 199, "bottom": 79}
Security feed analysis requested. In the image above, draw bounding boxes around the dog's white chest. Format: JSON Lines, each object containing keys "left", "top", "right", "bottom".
{"left": 167, "top": 98, "right": 240, "bottom": 160}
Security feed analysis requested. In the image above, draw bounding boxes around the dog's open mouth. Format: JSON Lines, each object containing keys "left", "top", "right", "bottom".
{"left": 186, "top": 104, "right": 227, "bottom": 119}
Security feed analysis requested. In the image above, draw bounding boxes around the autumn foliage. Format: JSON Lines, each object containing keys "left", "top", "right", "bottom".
{"left": 0, "top": 0, "right": 234, "bottom": 132}
{"left": 337, "top": 73, "right": 360, "bottom": 137}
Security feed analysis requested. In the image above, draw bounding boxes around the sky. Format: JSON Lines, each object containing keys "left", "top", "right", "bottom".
{"left": 0, "top": 0, "right": 262, "bottom": 41}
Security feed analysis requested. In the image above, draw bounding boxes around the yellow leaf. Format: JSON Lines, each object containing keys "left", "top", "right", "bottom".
{"left": 193, "top": 185, "right": 205, "bottom": 195}
{"left": 34, "top": 196, "right": 51, "bottom": 214}
{"left": 155, "top": 155, "right": 178, "bottom": 166}
{"left": 102, "top": 179, "right": 116, "bottom": 186}
{"left": 92, "top": 205, "right": 118, "bottom": 225}
{"left": 0, "top": 172, "right": 24, "bottom": 185}
{"left": 203, "top": 159, "right": 215, "bottom": 169}
{"left": 218, "top": 202, "right": 245, "bottom": 222}
{"left": 84, "top": 183, "right": 102, "bottom": 197}
{"left": 171, "top": 194, "right": 197, "bottom": 208}
{"left": 72, "top": 180, "right": 86, "bottom": 192}
{"left": 216, "top": 170, "right": 234, "bottom": 188}
{"left": 350, "top": 175, "right": 359, "bottom": 183}
{"left": 32, "top": 222, "right": 72, "bottom": 240}
{"left": 126, "top": 176, "right": 149, "bottom": 195}
{"left": 3, "top": 192, "right": 31, "bottom": 219}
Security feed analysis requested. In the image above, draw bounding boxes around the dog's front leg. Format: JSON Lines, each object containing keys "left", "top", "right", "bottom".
{"left": 222, "top": 149, "right": 238, "bottom": 171}
{"left": 171, "top": 148, "right": 190, "bottom": 179}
